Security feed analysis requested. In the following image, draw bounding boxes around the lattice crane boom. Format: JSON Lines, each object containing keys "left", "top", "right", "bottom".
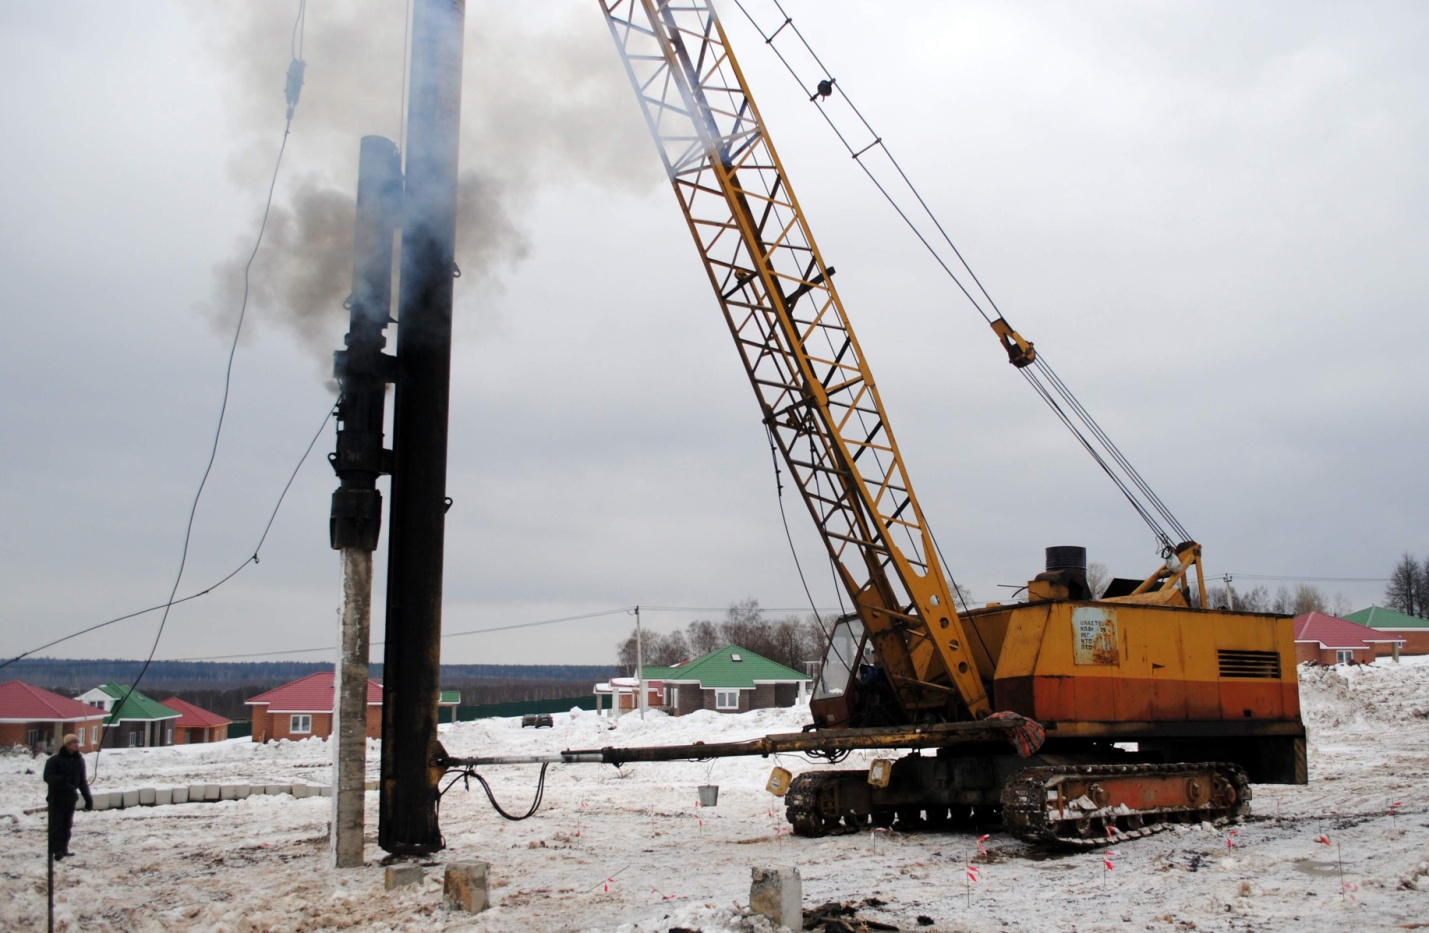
{"left": 600, "top": 0, "right": 990, "bottom": 719}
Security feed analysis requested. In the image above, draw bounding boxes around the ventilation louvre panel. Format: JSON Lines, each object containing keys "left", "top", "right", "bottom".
{"left": 1218, "top": 650, "right": 1282, "bottom": 679}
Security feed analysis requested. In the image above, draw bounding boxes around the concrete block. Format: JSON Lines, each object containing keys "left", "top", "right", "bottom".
{"left": 291, "top": 782, "right": 309, "bottom": 799}
{"left": 443, "top": 861, "right": 490, "bottom": 914}
{"left": 220, "top": 783, "right": 250, "bottom": 801}
{"left": 385, "top": 864, "right": 424, "bottom": 890}
{"left": 263, "top": 783, "right": 289, "bottom": 796}
{"left": 121, "top": 789, "right": 140, "bottom": 809}
{"left": 138, "top": 788, "right": 156, "bottom": 806}
{"left": 202, "top": 784, "right": 221, "bottom": 802}
{"left": 90, "top": 793, "right": 111, "bottom": 812}
{"left": 155, "top": 787, "right": 173, "bottom": 806}
{"left": 750, "top": 867, "right": 802, "bottom": 932}
{"left": 187, "top": 784, "right": 206, "bottom": 803}
{"left": 171, "top": 786, "right": 189, "bottom": 804}
{"left": 107, "top": 791, "right": 125, "bottom": 809}
{"left": 316, "top": 785, "right": 332, "bottom": 798}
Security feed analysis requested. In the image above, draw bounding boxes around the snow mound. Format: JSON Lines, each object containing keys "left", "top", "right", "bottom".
{"left": 1298, "top": 658, "right": 1429, "bottom": 728}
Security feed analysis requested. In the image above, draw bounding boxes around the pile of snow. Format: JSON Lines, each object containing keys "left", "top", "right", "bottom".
{"left": 1298, "top": 655, "right": 1429, "bottom": 728}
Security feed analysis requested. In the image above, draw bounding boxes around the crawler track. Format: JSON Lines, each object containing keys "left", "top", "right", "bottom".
{"left": 1001, "top": 762, "right": 1251, "bottom": 848}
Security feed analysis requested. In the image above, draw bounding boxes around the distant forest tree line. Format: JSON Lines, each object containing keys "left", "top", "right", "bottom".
{"left": 4, "top": 659, "right": 615, "bottom": 722}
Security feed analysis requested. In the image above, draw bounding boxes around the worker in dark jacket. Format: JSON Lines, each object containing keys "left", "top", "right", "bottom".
{"left": 43, "top": 734, "right": 92, "bottom": 860}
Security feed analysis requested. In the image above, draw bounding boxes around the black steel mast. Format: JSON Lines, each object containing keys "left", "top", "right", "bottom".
{"left": 380, "top": 0, "right": 466, "bottom": 855}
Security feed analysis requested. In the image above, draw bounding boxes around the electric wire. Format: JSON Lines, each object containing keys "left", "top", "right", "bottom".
{"left": 86, "top": 1, "right": 307, "bottom": 774}
{"left": 0, "top": 403, "right": 334, "bottom": 674}
{"left": 438, "top": 762, "right": 550, "bottom": 822}
{"left": 729, "top": 0, "right": 1192, "bottom": 554}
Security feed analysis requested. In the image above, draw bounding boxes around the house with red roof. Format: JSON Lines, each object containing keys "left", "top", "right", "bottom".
{"left": 161, "top": 697, "right": 232, "bottom": 745}
{"left": 0, "top": 681, "right": 107, "bottom": 753}
{"left": 1292, "top": 611, "right": 1405, "bottom": 666}
{"left": 245, "top": 672, "right": 382, "bottom": 743}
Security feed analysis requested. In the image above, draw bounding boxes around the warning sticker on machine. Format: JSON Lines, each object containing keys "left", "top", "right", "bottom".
{"left": 1072, "top": 607, "right": 1119, "bottom": 665}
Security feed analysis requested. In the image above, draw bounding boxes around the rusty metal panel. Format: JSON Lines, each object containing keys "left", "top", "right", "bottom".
{"left": 1072, "top": 607, "right": 1120, "bottom": 666}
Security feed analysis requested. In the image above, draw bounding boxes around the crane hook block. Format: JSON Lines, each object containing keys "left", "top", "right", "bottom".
{"left": 991, "top": 318, "right": 1036, "bottom": 368}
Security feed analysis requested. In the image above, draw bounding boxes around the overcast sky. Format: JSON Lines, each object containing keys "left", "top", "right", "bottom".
{"left": 2, "top": 1, "right": 1425, "bottom": 669}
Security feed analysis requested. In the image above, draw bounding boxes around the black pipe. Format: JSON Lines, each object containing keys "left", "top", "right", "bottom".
{"left": 380, "top": 0, "right": 466, "bottom": 856}
{"left": 330, "top": 135, "right": 400, "bottom": 551}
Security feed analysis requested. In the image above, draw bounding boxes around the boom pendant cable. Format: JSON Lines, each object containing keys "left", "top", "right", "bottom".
{"left": 730, "top": 0, "right": 1191, "bottom": 553}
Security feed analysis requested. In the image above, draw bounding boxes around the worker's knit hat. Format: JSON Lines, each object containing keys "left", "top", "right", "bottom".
{"left": 62, "top": 734, "right": 79, "bottom": 746}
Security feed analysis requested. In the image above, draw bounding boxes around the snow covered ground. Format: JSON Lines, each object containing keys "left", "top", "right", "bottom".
{"left": 2, "top": 659, "right": 1427, "bottom": 932}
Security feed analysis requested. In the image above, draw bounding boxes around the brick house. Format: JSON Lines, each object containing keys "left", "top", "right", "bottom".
{"left": 593, "top": 677, "right": 665, "bottom": 715}
{"left": 0, "top": 681, "right": 107, "bottom": 753}
{"left": 161, "top": 697, "right": 231, "bottom": 744}
{"left": 76, "top": 683, "right": 180, "bottom": 748}
{"left": 1343, "top": 606, "right": 1429, "bottom": 656}
{"left": 635, "top": 645, "right": 811, "bottom": 716}
{"left": 246, "top": 672, "right": 382, "bottom": 743}
{"left": 1292, "top": 611, "right": 1405, "bottom": 665}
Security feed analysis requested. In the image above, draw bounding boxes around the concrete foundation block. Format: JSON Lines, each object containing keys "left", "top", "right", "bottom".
{"left": 187, "top": 784, "right": 206, "bottom": 803}
{"left": 121, "top": 789, "right": 140, "bottom": 808}
{"left": 138, "top": 788, "right": 156, "bottom": 806}
{"left": 316, "top": 785, "right": 332, "bottom": 797}
{"left": 154, "top": 787, "right": 173, "bottom": 806}
{"left": 220, "top": 783, "right": 250, "bottom": 801}
{"left": 291, "top": 782, "right": 309, "bottom": 799}
{"left": 443, "top": 861, "right": 490, "bottom": 913}
{"left": 385, "top": 864, "right": 424, "bottom": 891}
{"left": 90, "top": 793, "right": 111, "bottom": 812}
{"left": 264, "top": 784, "right": 289, "bottom": 796}
{"left": 202, "top": 784, "right": 221, "bottom": 802}
{"left": 106, "top": 791, "right": 125, "bottom": 809}
{"left": 750, "top": 867, "right": 802, "bottom": 932}
{"left": 172, "top": 786, "right": 190, "bottom": 804}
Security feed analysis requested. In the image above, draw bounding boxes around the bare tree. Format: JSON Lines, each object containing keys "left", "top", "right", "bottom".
{"left": 1271, "top": 586, "right": 1292, "bottom": 614}
{"left": 1237, "top": 585, "right": 1272, "bottom": 612}
{"left": 1086, "top": 562, "right": 1110, "bottom": 599}
{"left": 1290, "top": 583, "right": 1329, "bottom": 615}
{"left": 614, "top": 627, "right": 690, "bottom": 675}
{"left": 1385, "top": 552, "right": 1426, "bottom": 618}
{"left": 685, "top": 619, "right": 721, "bottom": 656}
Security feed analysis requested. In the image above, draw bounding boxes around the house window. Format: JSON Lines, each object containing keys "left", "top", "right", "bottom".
{"left": 166, "top": 728, "right": 173, "bottom": 745}
{"left": 290, "top": 714, "right": 312, "bottom": 734}
{"left": 91, "top": 726, "right": 100, "bottom": 746}
{"left": 26, "top": 729, "right": 39, "bottom": 748}
{"left": 128, "top": 731, "right": 140, "bottom": 747}
{"left": 715, "top": 690, "right": 739, "bottom": 710}
{"left": 1336, "top": 649, "right": 1353, "bottom": 665}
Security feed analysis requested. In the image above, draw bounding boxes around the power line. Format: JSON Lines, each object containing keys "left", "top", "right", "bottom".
{"left": 1223, "top": 574, "right": 1389, "bottom": 584}
{"left": 154, "top": 605, "right": 846, "bottom": 664}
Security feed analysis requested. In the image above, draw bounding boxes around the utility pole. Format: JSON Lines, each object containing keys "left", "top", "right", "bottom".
{"left": 635, "top": 605, "right": 645, "bottom": 720}
{"left": 1223, "top": 574, "right": 1236, "bottom": 610}
{"left": 380, "top": 0, "right": 466, "bottom": 856}
{"left": 329, "top": 135, "right": 401, "bottom": 868}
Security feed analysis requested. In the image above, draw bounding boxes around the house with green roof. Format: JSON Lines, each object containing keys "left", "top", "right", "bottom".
{"left": 1344, "top": 606, "right": 1429, "bottom": 656}
{"left": 75, "top": 683, "right": 180, "bottom": 748}
{"left": 639, "top": 645, "right": 811, "bottom": 716}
